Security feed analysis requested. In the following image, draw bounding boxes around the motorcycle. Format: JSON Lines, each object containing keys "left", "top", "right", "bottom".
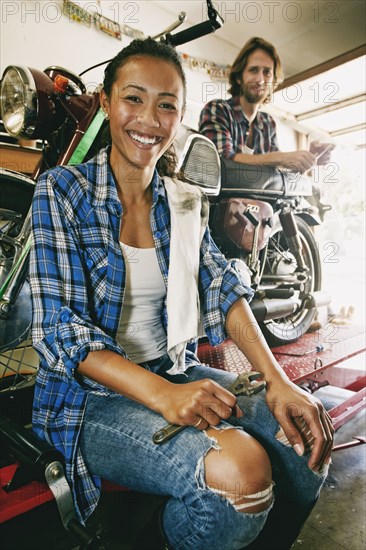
{"left": 175, "top": 126, "right": 331, "bottom": 345}
{"left": 0, "top": 0, "right": 331, "bottom": 402}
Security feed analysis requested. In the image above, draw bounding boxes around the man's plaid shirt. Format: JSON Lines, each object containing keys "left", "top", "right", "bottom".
{"left": 30, "top": 146, "right": 253, "bottom": 522}
{"left": 198, "top": 95, "right": 279, "bottom": 159}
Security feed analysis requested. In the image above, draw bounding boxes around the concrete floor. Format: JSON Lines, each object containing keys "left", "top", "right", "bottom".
{"left": 2, "top": 360, "right": 365, "bottom": 550}
{"left": 291, "top": 370, "right": 366, "bottom": 550}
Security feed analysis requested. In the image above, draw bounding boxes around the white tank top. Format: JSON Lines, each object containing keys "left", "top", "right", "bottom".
{"left": 117, "top": 242, "right": 167, "bottom": 363}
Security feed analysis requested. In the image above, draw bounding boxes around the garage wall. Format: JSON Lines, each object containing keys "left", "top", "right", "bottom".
{"left": 0, "top": 1, "right": 232, "bottom": 127}
{"left": 0, "top": 0, "right": 297, "bottom": 147}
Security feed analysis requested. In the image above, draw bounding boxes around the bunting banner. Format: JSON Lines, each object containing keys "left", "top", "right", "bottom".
{"left": 62, "top": 0, "right": 230, "bottom": 81}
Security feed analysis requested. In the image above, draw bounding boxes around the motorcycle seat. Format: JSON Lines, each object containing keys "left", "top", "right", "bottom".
{"left": 220, "top": 159, "right": 313, "bottom": 197}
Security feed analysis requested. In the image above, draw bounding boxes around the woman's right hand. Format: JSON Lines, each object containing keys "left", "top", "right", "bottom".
{"left": 158, "top": 379, "right": 243, "bottom": 429}
{"left": 79, "top": 351, "right": 242, "bottom": 429}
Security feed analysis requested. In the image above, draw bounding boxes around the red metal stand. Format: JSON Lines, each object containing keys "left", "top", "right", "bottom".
{"left": 1, "top": 324, "right": 365, "bottom": 526}
{"left": 0, "top": 463, "right": 54, "bottom": 524}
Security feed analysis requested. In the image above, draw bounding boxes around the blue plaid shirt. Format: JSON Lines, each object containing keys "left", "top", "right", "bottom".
{"left": 30, "top": 146, "right": 253, "bottom": 522}
{"left": 198, "top": 95, "right": 279, "bottom": 159}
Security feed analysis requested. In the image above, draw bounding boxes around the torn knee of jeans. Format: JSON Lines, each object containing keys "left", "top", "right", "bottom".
{"left": 314, "top": 463, "right": 330, "bottom": 478}
{"left": 195, "top": 428, "right": 274, "bottom": 514}
{"left": 275, "top": 426, "right": 291, "bottom": 446}
{"left": 194, "top": 427, "right": 240, "bottom": 491}
{"left": 276, "top": 421, "right": 317, "bottom": 457}
{"left": 209, "top": 482, "right": 275, "bottom": 513}
{"left": 194, "top": 432, "right": 221, "bottom": 491}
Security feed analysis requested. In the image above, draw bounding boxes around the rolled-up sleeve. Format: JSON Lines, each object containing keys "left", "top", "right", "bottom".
{"left": 30, "top": 171, "right": 124, "bottom": 379}
{"left": 199, "top": 227, "right": 254, "bottom": 346}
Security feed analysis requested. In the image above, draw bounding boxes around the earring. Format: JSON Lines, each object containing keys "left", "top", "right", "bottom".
{"left": 104, "top": 112, "right": 109, "bottom": 120}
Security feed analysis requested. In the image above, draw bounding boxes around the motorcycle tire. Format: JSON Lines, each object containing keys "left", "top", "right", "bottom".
{"left": 259, "top": 216, "right": 322, "bottom": 346}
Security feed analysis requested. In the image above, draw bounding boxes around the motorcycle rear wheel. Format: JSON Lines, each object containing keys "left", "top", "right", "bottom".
{"left": 259, "top": 216, "right": 322, "bottom": 346}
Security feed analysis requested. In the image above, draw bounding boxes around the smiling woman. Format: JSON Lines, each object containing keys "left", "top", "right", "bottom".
{"left": 99, "top": 48, "right": 186, "bottom": 248}
{"left": 101, "top": 48, "right": 186, "bottom": 193}
{"left": 28, "top": 37, "right": 333, "bottom": 550}
{"left": 101, "top": 38, "right": 187, "bottom": 182}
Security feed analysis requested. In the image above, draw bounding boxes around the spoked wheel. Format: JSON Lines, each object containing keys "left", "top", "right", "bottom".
{"left": 0, "top": 324, "right": 37, "bottom": 427}
{"left": 0, "top": 168, "right": 36, "bottom": 425}
{"left": 259, "top": 216, "right": 322, "bottom": 346}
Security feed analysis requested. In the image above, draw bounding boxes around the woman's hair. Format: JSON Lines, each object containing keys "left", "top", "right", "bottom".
{"left": 103, "top": 37, "right": 187, "bottom": 177}
{"left": 228, "top": 37, "right": 283, "bottom": 102}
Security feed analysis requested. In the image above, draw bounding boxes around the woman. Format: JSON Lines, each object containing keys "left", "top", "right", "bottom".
{"left": 30, "top": 38, "right": 333, "bottom": 550}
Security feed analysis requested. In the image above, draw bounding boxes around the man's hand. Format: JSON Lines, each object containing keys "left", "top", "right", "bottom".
{"left": 265, "top": 377, "right": 334, "bottom": 471}
{"left": 278, "top": 150, "right": 317, "bottom": 173}
{"left": 233, "top": 150, "right": 317, "bottom": 172}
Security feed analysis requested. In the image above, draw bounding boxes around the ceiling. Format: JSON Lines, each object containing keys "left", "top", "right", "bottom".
{"left": 151, "top": 1, "right": 365, "bottom": 76}
{"left": 151, "top": 0, "right": 366, "bottom": 148}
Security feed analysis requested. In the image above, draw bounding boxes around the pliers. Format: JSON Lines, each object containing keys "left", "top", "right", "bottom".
{"left": 152, "top": 371, "right": 266, "bottom": 444}
{"left": 227, "top": 370, "right": 266, "bottom": 398}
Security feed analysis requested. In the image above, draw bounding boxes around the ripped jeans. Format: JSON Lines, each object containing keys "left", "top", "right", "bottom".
{"left": 80, "top": 354, "right": 327, "bottom": 550}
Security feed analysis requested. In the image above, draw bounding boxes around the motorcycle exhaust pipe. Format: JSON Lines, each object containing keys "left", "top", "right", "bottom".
{"left": 303, "top": 291, "right": 332, "bottom": 309}
{"left": 250, "top": 297, "right": 299, "bottom": 322}
{"left": 250, "top": 290, "right": 332, "bottom": 322}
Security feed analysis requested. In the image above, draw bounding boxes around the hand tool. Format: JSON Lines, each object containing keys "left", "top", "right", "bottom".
{"left": 152, "top": 371, "right": 266, "bottom": 444}
{"left": 274, "top": 344, "right": 329, "bottom": 357}
{"left": 314, "top": 143, "right": 334, "bottom": 162}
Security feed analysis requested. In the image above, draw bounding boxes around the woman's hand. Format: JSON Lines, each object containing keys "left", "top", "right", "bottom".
{"left": 265, "top": 376, "right": 334, "bottom": 471}
{"left": 158, "top": 379, "right": 243, "bottom": 430}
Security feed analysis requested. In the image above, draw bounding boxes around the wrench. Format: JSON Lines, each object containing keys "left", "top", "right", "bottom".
{"left": 152, "top": 371, "right": 266, "bottom": 444}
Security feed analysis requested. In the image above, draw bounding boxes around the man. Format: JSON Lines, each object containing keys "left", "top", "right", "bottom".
{"left": 199, "top": 36, "right": 333, "bottom": 173}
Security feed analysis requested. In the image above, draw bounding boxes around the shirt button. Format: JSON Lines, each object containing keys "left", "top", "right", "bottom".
{"left": 86, "top": 259, "right": 93, "bottom": 269}
{"left": 60, "top": 311, "right": 70, "bottom": 323}
{"left": 211, "top": 335, "right": 219, "bottom": 345}
{"left": 155, "top": 231, "right": 162, "bottom": 239}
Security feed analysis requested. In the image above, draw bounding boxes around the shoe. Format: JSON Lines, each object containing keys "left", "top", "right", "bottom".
{"left": 307, "top": 320, "right": 322, "bottom": 333}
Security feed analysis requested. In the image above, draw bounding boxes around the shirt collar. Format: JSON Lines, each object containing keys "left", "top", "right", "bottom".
{"left": 87, "top": 146, "right": 167, "bottom": 212}
{"left": 230, "top": 95, "right": 265, "bottom": 130}
{"left": 87, "top": 146, "right": 120, "bottom": 212}
{"left": 151, "top": 169, "right": 168, "bottom": 207}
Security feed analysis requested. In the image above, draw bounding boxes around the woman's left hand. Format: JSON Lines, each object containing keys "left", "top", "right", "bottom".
{"left": 265, "top": 376, "right": 334, "bottom": 471}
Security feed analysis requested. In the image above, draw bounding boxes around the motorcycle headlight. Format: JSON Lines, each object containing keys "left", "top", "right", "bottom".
{"left": 0, "top": 65, "right": 56, "bottom": 139}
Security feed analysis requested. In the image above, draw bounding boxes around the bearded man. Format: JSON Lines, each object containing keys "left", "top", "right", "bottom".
{"left": 199, "top": 36, "right": 332, "bottom": 173}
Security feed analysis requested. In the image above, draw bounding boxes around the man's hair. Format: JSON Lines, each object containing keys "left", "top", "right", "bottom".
{"left": 228, "top": 37, "right": 283, "bottom": 102}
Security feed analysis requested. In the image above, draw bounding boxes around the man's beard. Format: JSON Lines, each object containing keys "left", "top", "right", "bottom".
{"left": 240, "top": 83, "right": 272, "bottom": 104}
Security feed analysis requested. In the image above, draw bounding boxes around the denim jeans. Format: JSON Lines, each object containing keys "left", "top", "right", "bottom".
{"left": 80, "top": 354, "right": 326, "bottom": 549}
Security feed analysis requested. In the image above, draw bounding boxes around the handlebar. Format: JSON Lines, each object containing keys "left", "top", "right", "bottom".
{"left": 151, "top": 11, "right": 187, "bottom": 40}
{"left": 79, "top": 1, "right": 224, "bottom": 77}
{"left": 164, "top": 3, "right": 224, "bottom": 47}
{"left": 164, "top": 17, "right": 223, "bottom": 47}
